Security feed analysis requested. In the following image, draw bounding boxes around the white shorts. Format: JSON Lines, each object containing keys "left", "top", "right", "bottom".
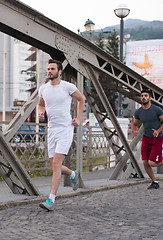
{"left": 48, "top": 125, "right": 74, "bottom": 158}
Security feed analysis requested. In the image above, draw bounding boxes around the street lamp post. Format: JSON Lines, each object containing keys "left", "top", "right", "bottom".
{"left": 114, "top": 4, "right": 130, "bottom": 117}
{"left": 2, "top": 33, "right": 6, "bottom": 131}
{"left": 84, "top": 19, "right": 95, "bottom": 42}
{"left": 84, "top": 19, "right": 95, "bottom": 118}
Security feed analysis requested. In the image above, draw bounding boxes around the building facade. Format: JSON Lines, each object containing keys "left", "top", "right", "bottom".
{"left": 0, "top": 33, "right": 50, "bottom": 122}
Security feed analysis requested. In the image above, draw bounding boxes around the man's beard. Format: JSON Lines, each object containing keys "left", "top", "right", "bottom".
{"left": 48, "top": 72, "right": 59, "bottom": 80}
{"left": 142, "top": 100, "right": 149, "bottom": 106}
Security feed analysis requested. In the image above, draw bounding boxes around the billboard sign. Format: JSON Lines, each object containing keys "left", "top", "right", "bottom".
{"left": 126, "top": 39, "right": 163, "bottom": 89}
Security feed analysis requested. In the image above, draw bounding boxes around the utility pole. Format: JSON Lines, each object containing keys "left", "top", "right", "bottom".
{"left": 2, "top": 33, "right": 6, "bottom": 130}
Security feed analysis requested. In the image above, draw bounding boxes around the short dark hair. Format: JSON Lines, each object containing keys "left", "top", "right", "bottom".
{"left": 48, "top": 59, "right": 63, "bottom": 71}
{"left": 141, "top": 89, "right": 152, "bottom": 97}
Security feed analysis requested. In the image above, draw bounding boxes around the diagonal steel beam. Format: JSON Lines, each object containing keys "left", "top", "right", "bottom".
{"left": 0, "top": 132, "right": 40, "bottom": 195}
{"left": 84, "top": 83, "right": 123, "bottom": 162}
{"left": 0, "top": 155, "right": 25, "bottom": 194}
{"left": 110, "top": 126, "right": 144, "bottom": 179}
{"left": 83, "top": 63, "right": 144, "bottom": 179}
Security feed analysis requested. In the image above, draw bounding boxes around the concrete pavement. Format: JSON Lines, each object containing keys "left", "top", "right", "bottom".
{"left": 0, "top": 166, "right": 163, "bottom": 208}
{"left": 0, "top": 163, "right": 163, "bottom": 240}
{"left": 0, "top": 178, "right": 162, "bottom": 240}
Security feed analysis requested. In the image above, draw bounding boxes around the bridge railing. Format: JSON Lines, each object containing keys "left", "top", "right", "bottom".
{"left": 0, "top": 122, "right": 118, "bottom": 177}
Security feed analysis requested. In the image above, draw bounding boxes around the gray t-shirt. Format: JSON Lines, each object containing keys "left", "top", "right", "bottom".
{"left": 135, "top": 104, "right": 163, "bottom": 137}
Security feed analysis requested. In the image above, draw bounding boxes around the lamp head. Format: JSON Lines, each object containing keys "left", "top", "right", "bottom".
{"left": 114, "top": 4, "right": 130, "bottom": 19}
{"left": 84, "top": 19, "right": 95, "bottom": 33}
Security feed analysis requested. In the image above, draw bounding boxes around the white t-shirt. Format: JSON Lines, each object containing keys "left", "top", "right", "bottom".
{"left": 39, "top": 80, "right": 77, "bottom": 128}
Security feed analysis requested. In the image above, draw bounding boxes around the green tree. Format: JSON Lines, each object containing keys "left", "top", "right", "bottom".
{"left": 106, "top": 29, "right": 129, "bottom": 115}
{"left": 126, "top": 26, "right": 163, "bottom": 40}
{"left": 96, "top": 32, "right": 104, "bottom": 49}
{"left": 93, "top": 29, "right": 128, "bottom": 116}
{"left": 106, "top": 29, "right": 119, "bottom": 59}
{"left": 103, "top": 30, "right": 119, "bottom": 115}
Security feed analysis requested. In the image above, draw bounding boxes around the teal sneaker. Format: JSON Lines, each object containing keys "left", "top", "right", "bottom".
{"left": 39, "top": 198, "right": 55, "bottom": 211}
{"left": 70, "top": 170, "right": 79, "bottom": 191}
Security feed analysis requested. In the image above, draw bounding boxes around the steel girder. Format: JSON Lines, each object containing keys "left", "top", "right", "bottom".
{"left": 0, "top": 0, "right": 162, "bottom": 186}
{"left": 83, "top": 64, "right": 144, "bottom": 178}
{"left": 0, "top": 0, "right": 162, "bottom": 109}
{"left": 0, "top": 132, "right": 40, "bottom": 195}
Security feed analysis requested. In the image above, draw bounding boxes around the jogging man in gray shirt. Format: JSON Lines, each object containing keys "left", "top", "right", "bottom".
{"left": 132, "top": 89, "right": 163, "bottom": 189}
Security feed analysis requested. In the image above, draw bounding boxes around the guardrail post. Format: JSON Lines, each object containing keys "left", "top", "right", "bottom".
{"left": 157, "top": 165, "right": 163, "bottom": 174}
{"left": 64, "top": 152, "right": 71, "bottom": 187}
{"left": 88, "top": 127, "right": 93, "bottom": 172}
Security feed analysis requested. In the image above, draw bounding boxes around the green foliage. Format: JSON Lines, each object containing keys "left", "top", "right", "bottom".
{"left": 106, "top": 29, "right": 119, "bottom": 59}
{"left": 28, "top": 169, "right": 53, "bottom": 178}
{"left": 0, "top": 176, "right": 4, "bottom": 182}
{"left": 125, "top": 26, "right": 163, "bottom": 40}
{"left": 83, "top": 157, "right": 108, "bottom": 172}
{"left": 94, "top": 29, "right": 120, "bottom": 115}
{"left": 96, "top": 32, "right": 104, "bottom": 49}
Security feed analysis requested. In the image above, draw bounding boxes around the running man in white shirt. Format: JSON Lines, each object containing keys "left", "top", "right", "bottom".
{"left": 38, "top": 59, "right": 85, "bottom": 211}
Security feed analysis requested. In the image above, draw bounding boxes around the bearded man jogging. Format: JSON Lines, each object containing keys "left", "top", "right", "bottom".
{"left": 132, "top": 89, "right": 163, "bottom": 189}
{"left": 38, "top": 59, "right": 85, "bottom": 210}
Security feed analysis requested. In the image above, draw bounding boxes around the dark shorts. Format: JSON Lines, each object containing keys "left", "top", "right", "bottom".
{"left": 141, "top": 135, "right": 163, "bottom": 163}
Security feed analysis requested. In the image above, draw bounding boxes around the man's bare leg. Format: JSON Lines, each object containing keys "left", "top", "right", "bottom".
{"left": 148, "top": 160, "right": 163, "bottom": 167}
{"left": 143, "top": 160, "right": 156, "bottom": 182}
{"left": 50, "top": 153, "right": 65, "bottom": 195}
{"left": 61, "top": 165, "right": 73, "bottom": 175}
{"left": 50, "top": 153, "right": 73, "bottom": 195}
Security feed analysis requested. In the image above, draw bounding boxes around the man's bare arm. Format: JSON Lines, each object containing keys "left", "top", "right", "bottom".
{"left": 38, "top": 97, "right": 45, "bottom": 122}
{"left": 152, "top": 114, "right": 163, "bottom": 137}
{"left": 71, "top": 90, "right": 85, "bottom": 127}
{"left": 132, "top": 118, "right": 140, "bottom": 137}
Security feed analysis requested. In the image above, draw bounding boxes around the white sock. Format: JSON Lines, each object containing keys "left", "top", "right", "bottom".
{"left": 49, "top": 194, "right": 56, "bottom": 203}
{"left": 70, "top": 171, "right": 75, "bottom": 179}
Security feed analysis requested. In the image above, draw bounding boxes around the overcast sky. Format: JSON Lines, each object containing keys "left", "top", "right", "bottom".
{"left": 20, "top": 0, "right": 163, "bottom": 33}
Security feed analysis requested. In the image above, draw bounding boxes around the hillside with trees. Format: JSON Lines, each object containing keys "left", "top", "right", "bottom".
{"left": 96, "top": 19, "right": 163, "bottom": 41}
